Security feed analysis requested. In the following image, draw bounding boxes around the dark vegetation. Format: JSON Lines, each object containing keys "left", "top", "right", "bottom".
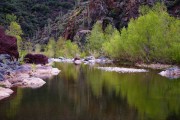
{"left": 0, "top": 0, "right": 76, "bottom": 38}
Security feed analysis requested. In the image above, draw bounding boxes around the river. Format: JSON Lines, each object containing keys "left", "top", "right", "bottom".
{"left": 0, "top": 63, "right": 180, "bottom": 120}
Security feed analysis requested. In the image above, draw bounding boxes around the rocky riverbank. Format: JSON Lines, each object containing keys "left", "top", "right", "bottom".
{"left": 50, "top": 56, "right": 180, "bottom": 79}
{"left": 49, "top": 56, "right": 113, "bottom": 65}
{"left": 0, "top": 54, "right": 60, "bottom": 100}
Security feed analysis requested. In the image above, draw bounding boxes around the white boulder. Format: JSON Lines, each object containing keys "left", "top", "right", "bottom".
{"left": 0, "top": 87, "right": 13, "bottom": 100}
{"left": 97, "top": 67, "right": 148, "bottom": 73}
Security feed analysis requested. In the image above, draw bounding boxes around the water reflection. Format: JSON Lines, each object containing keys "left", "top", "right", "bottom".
{"left": 57, "top": 63, "right": 180, "bottom": 120}
{"left": 0, "top": 63, "right": 179, "bottom": 120}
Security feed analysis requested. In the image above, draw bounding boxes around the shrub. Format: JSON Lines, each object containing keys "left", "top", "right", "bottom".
{"left": 103, "top": 3, "right": 180, "bottom": 63}
{"left": 55, "top": 37, "right": 80, "bottom": 58}
{"left": 44, "top": 37, "right": 56, "bottom": 58}
{"left": 35, "top": 44, "right": 41, "bottom": 53}
{"left": 86, "top": 22, "right": 114, "bottom": 57}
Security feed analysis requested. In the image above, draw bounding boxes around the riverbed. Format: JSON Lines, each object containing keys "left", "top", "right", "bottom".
{"left": 0, "top": 63, "right": 180, "bottom": 120}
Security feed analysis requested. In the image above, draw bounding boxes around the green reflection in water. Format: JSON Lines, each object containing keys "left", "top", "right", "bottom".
{"left": 0, "top": 88, "right": 23, "bottom": 119}
{"left": 57, "top": 63, "right": 180, "bottom": 120}
{"left": 0, "top": 63, "right": 179, "bottom": 120}
{"left": 6, "top": 88, "right": 23, "bottom": 119}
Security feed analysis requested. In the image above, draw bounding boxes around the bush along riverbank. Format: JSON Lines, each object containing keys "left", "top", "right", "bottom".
{"left": 84, "top": 3, "right": 180, "bottom": 65}
{"left": 18, "top": 3, "right": 179, "bottom": 75}
{"left": 0, "top": 53, "right": 60, "bottom": 100}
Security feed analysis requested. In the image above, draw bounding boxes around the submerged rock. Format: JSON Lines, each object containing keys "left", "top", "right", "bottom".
{"left": 159, "top": 67, "right": 180, "bottom": 79}
{"left": 50, "top": 58, "right": 73, "bottom": 63}
{"left": 97, "top": 67, "right": 148, "bottom": 73}
{"left": 0, "top": 87, "right": 13, "bottom": 100}
{"left": 18, "top": 77, "right": 46, "bottom": 89}
{"left": 51, "top": 68, "right": 61, "bottom": 75}
{"left": 135, "top": 63, "right": 173, "bottom": 70}
{"left": 32, "top": 65, "right": 61, "bottom": 78}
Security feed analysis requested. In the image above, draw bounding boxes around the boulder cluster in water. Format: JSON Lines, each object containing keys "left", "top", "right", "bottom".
{"left": 49, "top": 56, "right": 113, "bottom": 65}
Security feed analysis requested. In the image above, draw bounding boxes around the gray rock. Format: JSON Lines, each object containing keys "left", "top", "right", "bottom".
{"left": 159, "top": 67, "right": 180, "bottom": 79}
{"left": 0, "top": 87, "right": 13, "bottom": 100}
{"left": 97, "top": 67, "right": 148, "bottom": 73}
{"left": 0, "top": 54, "right": 11, "bottom": 60}
{"left": 15, "top": 65, "right": 32, "bottom": 73}
{"left": 0, "top": 54, "right": 11, "bottom": 64}
{"left": 0, "top": 70, "right": 5, "bottom": 75}
{"left": 0, "top": 73, "right": 4, "bottom": 81}
{"left": 84, "top": 56, "right": 95, "bottom": 61}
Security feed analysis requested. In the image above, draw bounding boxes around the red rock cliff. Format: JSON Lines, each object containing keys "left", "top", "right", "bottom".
{"left": 0, "top": 27, "right": 19, "bottom": 60}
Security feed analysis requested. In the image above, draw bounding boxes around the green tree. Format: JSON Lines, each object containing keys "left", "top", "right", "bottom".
{"left": 5, "top": 14, "right": 17, "bottom": 24}
{"left": 45, "top": 37, "right": 56, "bottom": 58}
{"left": 35, "top": 44, "right": 41, "bottom": 53}
{"left": 55, "top": 37, "right": 80, "bottom": 58}
{"left": 86, "top": 21, "right": 105, "bottom": 56}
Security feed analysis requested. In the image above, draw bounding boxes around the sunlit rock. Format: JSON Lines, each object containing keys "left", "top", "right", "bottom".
{"left": 84, "top": 56, "right": 95, "bottom": 61}
{"left": 97, "top": 67, "right": 148, "bottom": 73}
{"left": 74, "top": 60, "right": 82, "bottom": 65}
{"left": 51, "top": 68, "right": 60, "bottom": 75}
{"left": 0, "top": 87, "right": 13, "bottom": 100}
{"left": 159, "top": 67, "right": 180, "bottom": 79}
{"left": 0, "top": 80, "right": 12, "bottom": 88}
{"left": 19, "top": 77, "right": 46, "bottom": 89}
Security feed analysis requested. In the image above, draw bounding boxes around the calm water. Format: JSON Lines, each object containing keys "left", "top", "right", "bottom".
{"left": 0, "top": 63, "right": 180, "bottom": 120}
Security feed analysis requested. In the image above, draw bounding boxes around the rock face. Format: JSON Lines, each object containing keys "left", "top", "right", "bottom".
{"left": 0, "top": 27, "right": 19, "bottom": 60}
{"left": 62, "top": 0, "right": 179, "bottom": 42}
{"left": 88, "top": 0, "right": 179, "bottom": 29}
{"left": 24, "top": 54, "right": 48, "bottom": 65}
